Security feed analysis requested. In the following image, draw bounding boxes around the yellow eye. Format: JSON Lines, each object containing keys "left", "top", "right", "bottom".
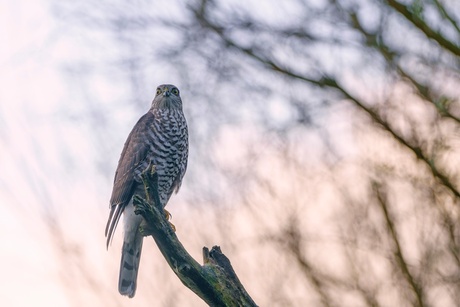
{"left": 156, "top": 88, "right": 162, "bottom": 96}
{"left": 171, "top": 88, "right": 179, "bottom": 95}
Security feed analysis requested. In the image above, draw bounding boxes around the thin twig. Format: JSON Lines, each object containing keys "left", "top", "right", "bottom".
{"left": 374, "top": 183, "right": 425, "bottom": 307}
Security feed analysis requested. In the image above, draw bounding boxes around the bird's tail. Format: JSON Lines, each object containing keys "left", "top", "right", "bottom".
{"left": 118, "top": 231, "right": 143, "bottom": 298}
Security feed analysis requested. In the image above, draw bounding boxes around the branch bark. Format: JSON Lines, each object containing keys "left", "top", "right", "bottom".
{"left": 132, "top": 163, "right": 258, "bottom": 307}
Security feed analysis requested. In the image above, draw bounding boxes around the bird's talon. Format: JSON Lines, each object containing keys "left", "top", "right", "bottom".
{"left": 169, "top": 221, "right": 176, "bottom": 232}
{"left": 164, "top": 209, "right": 172, "bottom": 220}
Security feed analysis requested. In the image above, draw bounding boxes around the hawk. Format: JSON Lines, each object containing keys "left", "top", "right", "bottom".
{"left": 105, "top": 84, "right": 188, "bottom": 298}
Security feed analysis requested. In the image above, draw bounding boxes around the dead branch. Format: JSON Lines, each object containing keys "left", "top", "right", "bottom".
{"left": 132, "top": 164, "right": 257, "bottom": 307}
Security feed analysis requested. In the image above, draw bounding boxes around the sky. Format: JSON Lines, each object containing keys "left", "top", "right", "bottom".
{"left": 0, "top": 1, "right": 119, "bottom": 305}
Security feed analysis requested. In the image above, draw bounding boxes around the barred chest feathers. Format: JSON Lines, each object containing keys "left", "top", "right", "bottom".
{"left": 135, "top": 108, "right": 188, "bottom": 207}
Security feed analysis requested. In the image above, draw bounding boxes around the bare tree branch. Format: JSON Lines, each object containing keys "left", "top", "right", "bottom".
{"left": 188, "top": 1, "right": 460, "bottom": 200}
{"left": 386, "top": 0, "right": 460, "bottom": 57}
{"left": 285, "top": 225, "right": 334, "bottom": 307}
{"left": 433, "top": 0, "right": 460, "bottom": 35}
{"left": 133, "top": 164, "right": 258, "bottom": 307}
{"left": 374, "top": 183, "right": 425, "bottom": 307}
{"left": 348, "top": 6, "right": 460, "bottom": 124}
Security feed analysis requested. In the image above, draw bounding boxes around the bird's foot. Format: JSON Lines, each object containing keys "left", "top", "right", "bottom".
{"left": 164, "top": 209, "right": 176, "bottom": 232}
{"left": 164, "top": 209, "right": 172, "bottom": 220}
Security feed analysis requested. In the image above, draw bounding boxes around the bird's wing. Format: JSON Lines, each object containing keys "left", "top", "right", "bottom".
{"left": 105, "top": 112, "right": 154, "bottom": 247}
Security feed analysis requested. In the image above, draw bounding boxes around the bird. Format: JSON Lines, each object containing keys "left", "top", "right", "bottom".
{"left": 105, "top": 84, "right": 188, "bottom": 298}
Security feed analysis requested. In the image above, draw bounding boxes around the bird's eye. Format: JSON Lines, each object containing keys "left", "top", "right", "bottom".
{"left": 171, "top": 88, "right": 179, "bottom": 95}
{"left": 156, "top": 88, "right": 162, "bottom": 96}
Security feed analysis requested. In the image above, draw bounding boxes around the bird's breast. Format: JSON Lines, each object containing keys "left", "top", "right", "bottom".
{"left": 134, "top": 108, "right": 188, "bottom": 206}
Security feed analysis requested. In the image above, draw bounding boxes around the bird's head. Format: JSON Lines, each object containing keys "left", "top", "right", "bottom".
{"left": 151, "top": 84, "right": 182, "bottom": 110}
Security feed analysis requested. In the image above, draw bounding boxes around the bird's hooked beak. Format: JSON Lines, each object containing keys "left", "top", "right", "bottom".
{"left": 163, "top": 88, "right": 171, "bottom": 97}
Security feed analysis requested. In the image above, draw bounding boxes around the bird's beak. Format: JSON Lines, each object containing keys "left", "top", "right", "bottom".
{"left": 163, "top": 89, "right": 171, "bottom": 97}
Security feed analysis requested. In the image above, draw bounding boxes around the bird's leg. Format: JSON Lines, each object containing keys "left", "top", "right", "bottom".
{"left": 164, "top": 209, "right": 176, "bottom": 232}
